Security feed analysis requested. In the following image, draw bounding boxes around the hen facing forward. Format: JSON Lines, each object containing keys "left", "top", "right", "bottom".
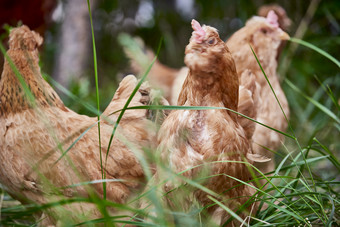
{"left": 137, "top": 11, "right": 290, "bottom": 177}
{"left": 154, "top": 20, "right": 257, "bottom": 226}
{"left": 0, "top": 25, "right": 156, "bottom": 225}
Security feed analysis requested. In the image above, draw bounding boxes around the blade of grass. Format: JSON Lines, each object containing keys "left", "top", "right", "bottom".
{"left": 103, "top": 38, "right": 163, "bottom": 192}
{"left": 289, "top": 37, "right": 340, "bottom": 68}
{"left": 110, "top": 105, "right": 295, "bottom": 139}
{"left": 45, "top": 74, "right": 101, "bottom": 116}
{"left": 208, "top": 195, "right": 247, "bottom": 226}
{"left": 249, "top": 45, "right": 290, "bottom": 126}
{"left": 325, "top": 194, "right": 336, "bottom": 227}
{"left": 87, "top": 0, "right": 106, "bottom": 205}
{"left": 313, "top": 138, "right": 340, "bottom": 171}
{"left": 285, "top": 79, "right": 340, "bottom": 124}
{"left": 53, "top": 121, "right": 98, "bottom": 165}
{"left": 60, "top": 179, "right": 126, "bottom": 189}
{"left": 313, "top": 75, "right": 340, "bottom": 111}
{"left": 86, "top": 1, "right": 114, "bottom": 225}
{"left": 250, "top": 45, "right": 325, "bottom": 219}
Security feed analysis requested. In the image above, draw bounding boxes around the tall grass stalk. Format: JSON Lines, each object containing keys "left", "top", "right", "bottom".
{"left": 86, "top": 0, "right": 105, "bottom": 202}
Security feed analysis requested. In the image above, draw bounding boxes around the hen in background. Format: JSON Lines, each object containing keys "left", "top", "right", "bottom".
{"left": 121, "top": 36, "right": 180, "bottom": 103}
{"left": 145, "top": 20, "right": 257, "bottom": 226}
{"left": 257, "top": 4, "right": 292, "bottom": 31}
{"left": 227, "top": 11, "right": 290, "bottom": 177}
{"left": 257, "top": 4, "right": 291, "bottom": 63}
{"left": 0, "top": 25, "right": 158, "bottom": 225}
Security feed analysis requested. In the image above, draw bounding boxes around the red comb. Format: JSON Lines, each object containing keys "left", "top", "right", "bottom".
{"left": 266, "top": 10, "right": 279, "bottom": 28}
{"left": 191, "top": 19, "right": 206, "bottom": 43}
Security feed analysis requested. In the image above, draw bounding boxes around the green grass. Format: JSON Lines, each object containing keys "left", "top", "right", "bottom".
{"left": 0, "top": 3, "right": 339, "bottom": 227}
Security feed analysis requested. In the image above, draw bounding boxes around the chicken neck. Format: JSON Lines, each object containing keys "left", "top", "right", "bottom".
{"left": 184, "top": 65, "right": 239, "bottom": 113}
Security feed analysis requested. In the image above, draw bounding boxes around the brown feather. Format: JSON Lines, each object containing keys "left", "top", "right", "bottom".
{"left": 0, "top": 25, "right": 157, "bottom": 225}
{"left": 227, "top": 15, "right": 290, "bottom": 175}
{"left": 152, "top": 21, "right": 257, "bottom": 226}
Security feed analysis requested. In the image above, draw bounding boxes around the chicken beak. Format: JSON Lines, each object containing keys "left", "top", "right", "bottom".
{"left": 279, "top": 30, "right": 290, "bottom": 41}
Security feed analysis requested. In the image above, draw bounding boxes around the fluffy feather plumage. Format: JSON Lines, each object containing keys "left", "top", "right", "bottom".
{"left": 128, "top": 11, "right": 290, "bottom": 178}
{"left": 258, "top": 4, "right": 292, "bottom": 31}
{"left": 153, "top": 20, "right": 257, "bottom": 226}
{"left": 0, "top": 25, "right": 156, "bottom": 225}
{"left": 227, "top": 12, "right": 290, "bottom": 175}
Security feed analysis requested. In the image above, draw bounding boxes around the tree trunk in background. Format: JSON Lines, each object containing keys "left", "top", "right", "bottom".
{"left": 53, "top": 0, "right": 95, "bottom": 88}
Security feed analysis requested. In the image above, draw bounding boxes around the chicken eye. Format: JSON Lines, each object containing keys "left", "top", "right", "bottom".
{"left": 207, "top": 38, "right": 216, "bottom": 45}
{"left": 261, "top": 28, "right": 268, "bottom": 34}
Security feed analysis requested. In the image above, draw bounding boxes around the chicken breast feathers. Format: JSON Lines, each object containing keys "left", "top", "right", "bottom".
{"left": 152, "top": 20, "right": 257, "bottom": 226}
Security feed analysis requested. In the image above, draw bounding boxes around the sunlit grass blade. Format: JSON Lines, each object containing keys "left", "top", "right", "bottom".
{"left": 60, "top": 178, "right": 127, "bottom": 189}
{"left": 103, "top": 37, "right": 163, "bottom": 182}
{"left": 86, "top": 2, "right": 114, "bottom": 224}
{"left": 289, "top": 37, "right": 340, "bottom": 68}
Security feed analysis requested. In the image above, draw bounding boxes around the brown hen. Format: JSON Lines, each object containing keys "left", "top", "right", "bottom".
{"left": 258, "top": 4, "right": 291, "bottom": 31}
{"left": 0, "top": 25, "right": 157, "bottom": 225}
{"left": 150, "top": 20, "right": 257, "bottom": 226}
{"left": 136, "top": 11, "right": 290, "bottom": 179}
{"left": 227, "top": 11, "right": 290, "bottom": 177}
